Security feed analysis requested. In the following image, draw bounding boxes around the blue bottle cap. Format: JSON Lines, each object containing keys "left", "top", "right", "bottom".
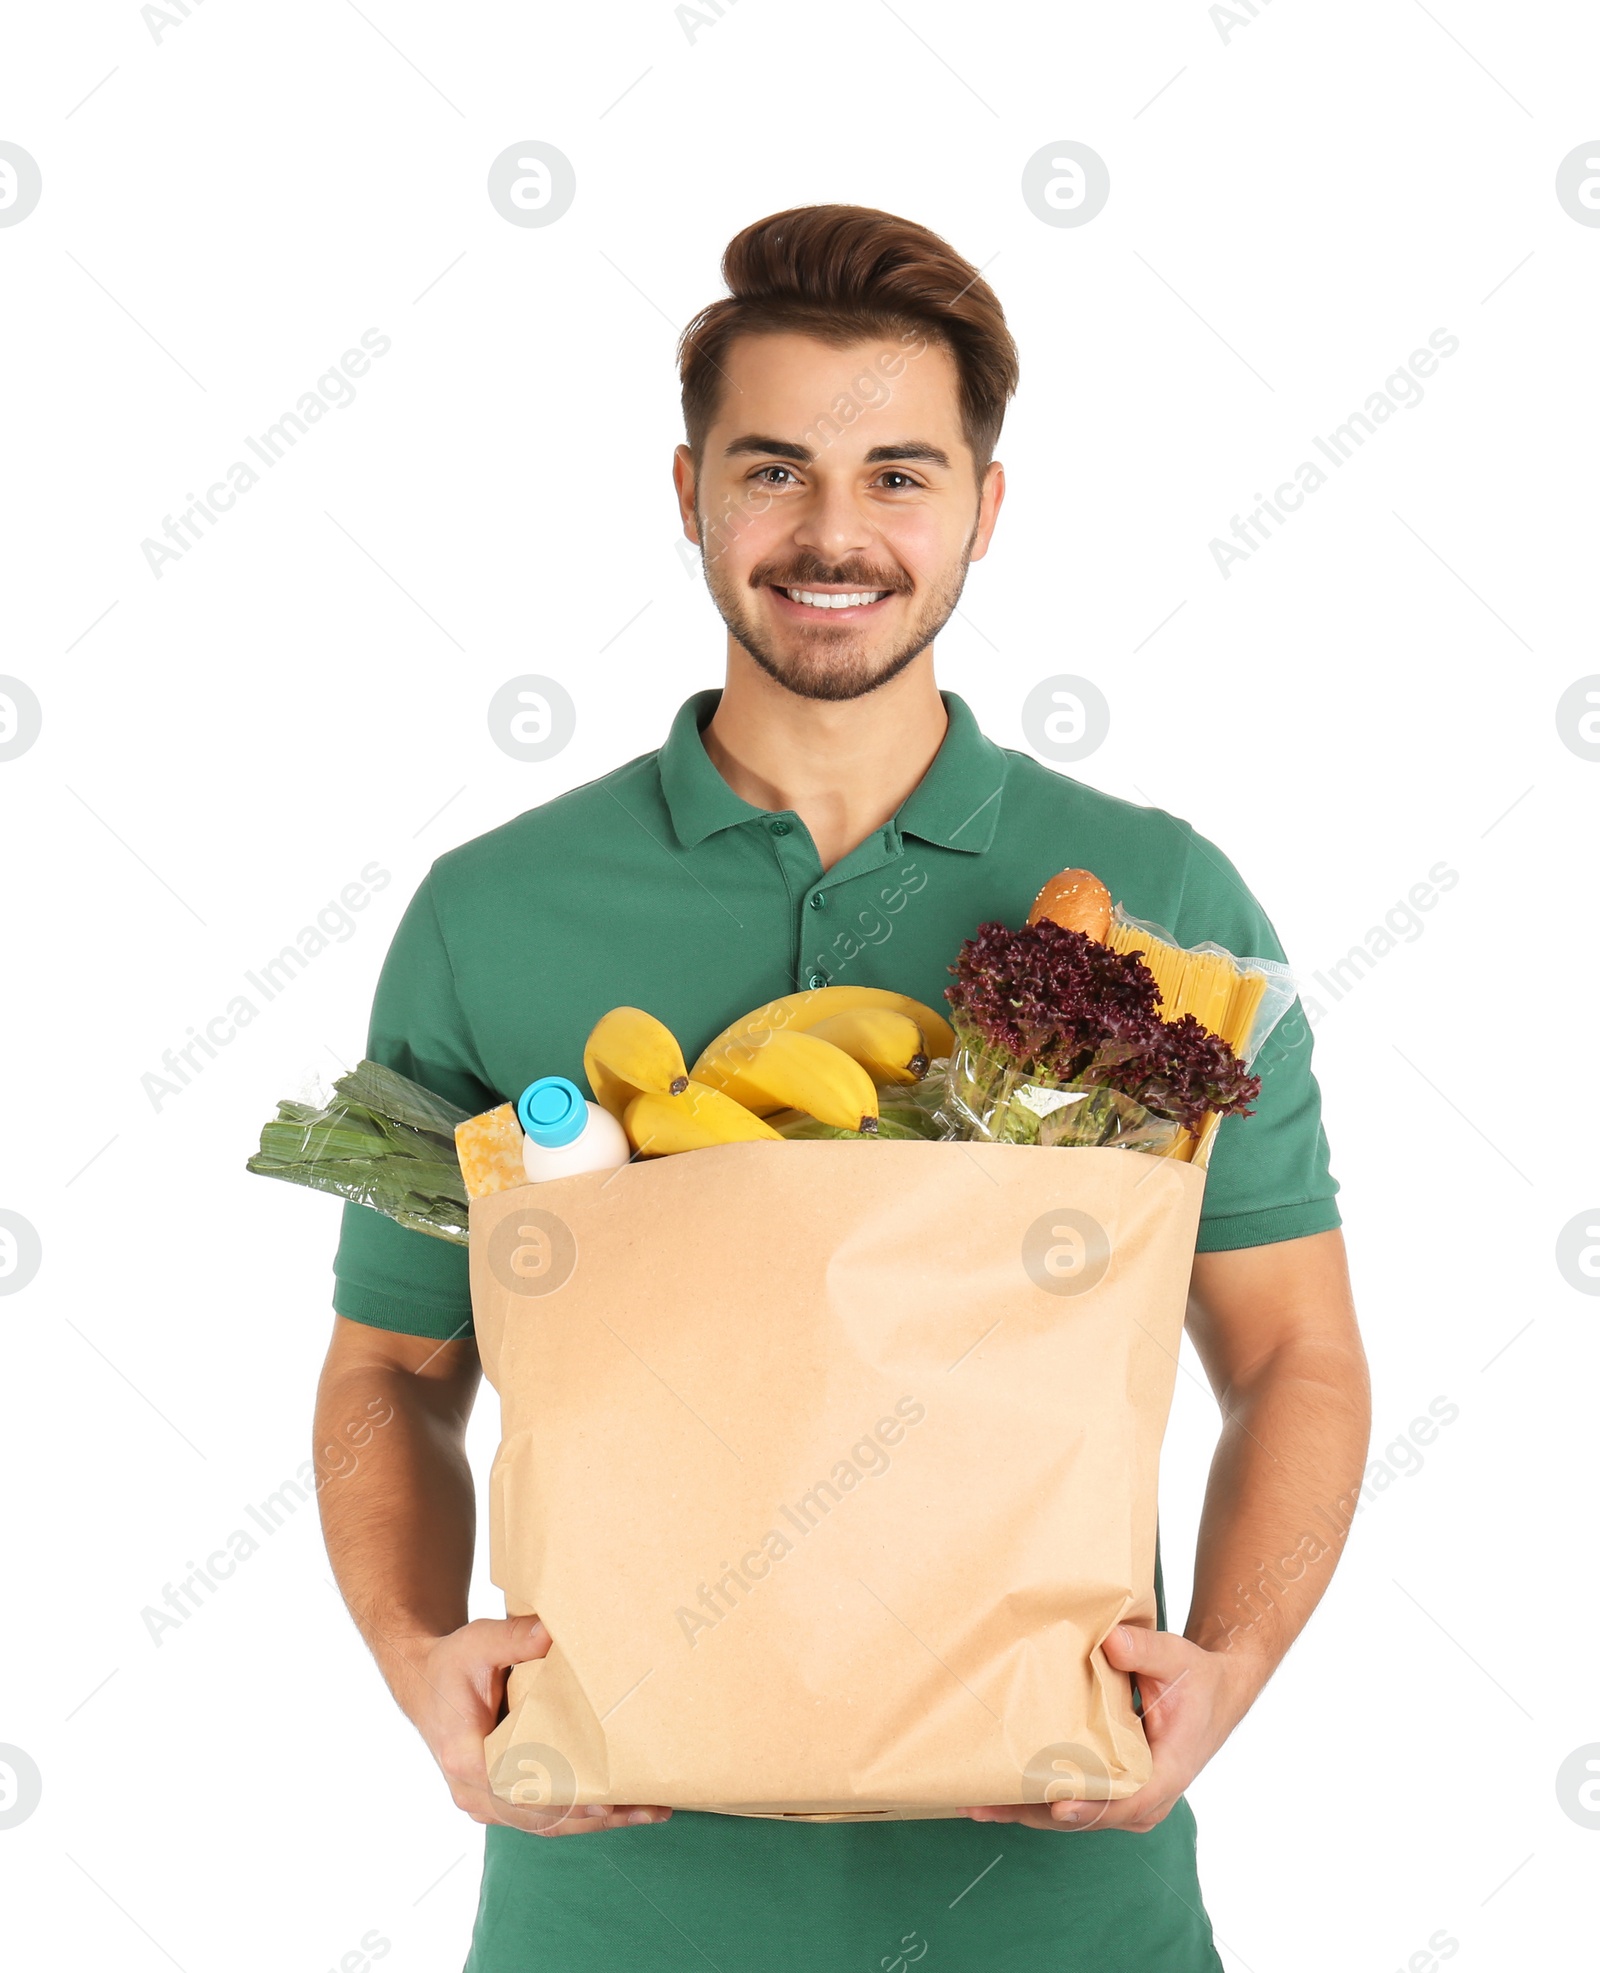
{"left": 516, "top": 1075, "right": 587, "bottom": 1149}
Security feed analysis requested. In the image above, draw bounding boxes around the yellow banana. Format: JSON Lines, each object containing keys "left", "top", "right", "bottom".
{"left": 697, "top": 984, "right": 955, "bottom": 1067}
{"left": 807, "top": 1008, "right": 928, "bottom": 1086}
{"left": 583, "top": 1006, "right": 689, "bottom": 1122}
{"left": 624, "top": 1081, "right": 783, "bottom": 1156}
{"left": 692, "top": 1028, "right": 879, "bottom": 1132}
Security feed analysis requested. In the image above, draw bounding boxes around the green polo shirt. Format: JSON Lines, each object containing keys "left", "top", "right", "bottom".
{"left": 333, "top": 687, "right": 1339, "bottom": 1973}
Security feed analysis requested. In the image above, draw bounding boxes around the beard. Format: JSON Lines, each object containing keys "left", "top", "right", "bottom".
{"left": 696, "top": 514, "right": 979, "bottom": 704}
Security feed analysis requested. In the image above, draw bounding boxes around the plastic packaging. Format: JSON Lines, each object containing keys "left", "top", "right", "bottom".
{"left": 939, "top": 1041, "right": 1191, "bottom": 1158}
{"left": 937, "top": 904, "right": 1301, "bottom": 1164}
{"left": 1107, "top": 904, "right": 1298, "bottom": 1070}
{"left": 246, "top": 1058, "right": 472, "bottom": 1244}
{"left": 517, "top": 1075, "right": 630, "bottom": 1181}
{"left": 770, "top": 1072, "right": 953, "bottom": 1142}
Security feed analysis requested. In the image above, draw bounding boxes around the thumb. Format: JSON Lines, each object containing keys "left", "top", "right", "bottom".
{"left": 492, "top": 1612, "right": 552, "bottom": 1665}
{"left": 1101, "top": 1622, "right": 1191, "bottom": 1679}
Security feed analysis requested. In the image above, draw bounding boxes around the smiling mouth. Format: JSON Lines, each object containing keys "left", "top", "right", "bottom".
{"left": 769, "top": 585, "right": 897, "bottom": 617}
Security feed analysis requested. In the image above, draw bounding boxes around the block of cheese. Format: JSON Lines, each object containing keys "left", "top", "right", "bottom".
{"left": 455, "top": 1103, "right": 525, "bottom": 1201}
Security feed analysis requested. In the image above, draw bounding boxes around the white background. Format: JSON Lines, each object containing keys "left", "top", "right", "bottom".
{"left": 2, "top": 2, "right": 1597, "bottom": 1968}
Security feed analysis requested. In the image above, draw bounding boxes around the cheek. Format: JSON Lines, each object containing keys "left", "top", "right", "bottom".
{"left": 711, "top": 493, "right": 790, "bottom": 576}
{"left": 883, "top": 507, "right": 962, "bottom": 584}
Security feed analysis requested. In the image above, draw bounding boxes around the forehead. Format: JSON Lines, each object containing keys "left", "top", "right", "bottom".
{"left": 708, "top": 331, "right": 965, "bottom": 453}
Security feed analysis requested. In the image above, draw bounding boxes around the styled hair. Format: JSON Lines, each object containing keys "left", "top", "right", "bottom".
{"left": 677, "top": 204, "right": 1019, "bottom": 479}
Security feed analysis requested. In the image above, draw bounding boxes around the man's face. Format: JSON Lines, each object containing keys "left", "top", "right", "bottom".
{"left": 674, "top": 331, "right": 1004, "bottom": 702}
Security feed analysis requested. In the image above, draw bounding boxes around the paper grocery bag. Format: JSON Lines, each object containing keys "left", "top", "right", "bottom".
{"left": 471, "top": 1139, "right": 1206, "bottom": 1821}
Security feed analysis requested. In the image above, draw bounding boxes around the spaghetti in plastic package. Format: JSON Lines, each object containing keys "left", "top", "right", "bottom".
{"left": 1104, "top": 905, "right": 1299, "bottom": 1069}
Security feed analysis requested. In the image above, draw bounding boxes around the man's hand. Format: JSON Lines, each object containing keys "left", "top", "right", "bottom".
{"left": 313, "top": 1319, "right": 671, "bottom": 1839}
{"left": 962, "top": 1622, "right": 1258, "bottom": 1834}
{"left": 393, "top": 1612, "right": 673, "bottom": 1837}
{"left": 967, "top": 1230, "right": 1368, "bottom": 1837}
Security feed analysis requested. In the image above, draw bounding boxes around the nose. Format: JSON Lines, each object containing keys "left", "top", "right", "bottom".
{"left": 789, "top": 475, "right": 878, "bottom": 572}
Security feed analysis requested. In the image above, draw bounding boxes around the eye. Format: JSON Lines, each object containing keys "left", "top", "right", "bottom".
{"left": 876, "top": 470, "right": 921, "bottom": 490}
{"left": 751, "top": 464, "right": 799, "bottom": 486}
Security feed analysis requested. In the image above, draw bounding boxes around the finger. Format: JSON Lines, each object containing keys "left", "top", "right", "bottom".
{"left": 1046, "top": 1793, "right": 1122, "bottom": 1831}
{"left": 965, "top": 1804, "right": 1093, "bottom": 1831}
{"left": 500, "top": 1803, "right": 673, "bottom": 1837}
{"left": 493, "top": 1612, "right": 552, "bottom": 1664}
{"left": 1051, "top": 1790, "right": 1173, "bottom": 1834}
{"left": 439, "top": 1726, "right": 498, "bottom": 1805}
{"left": 453, "top": 1614, "right": 552, "bottom": 1715}
{"left": 423, "top": 1619, "right": 551, "bottom": 1728}
{"left": 1100, "top": 1623, "right": 1193, "bottom": 1681}
{"left": 966, "top": 1786, "right": 1160, "bottom": 1833}
{"left": 452, "top": 1613, "right": 552, "bottom": 1675}
{"left": 476, "top": 1786, "right": 671, "bottom": 1831}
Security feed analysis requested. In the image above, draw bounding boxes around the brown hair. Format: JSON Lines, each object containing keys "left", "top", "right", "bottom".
{"left": 677, "top": 204, "right": 1019, "bottom": 479}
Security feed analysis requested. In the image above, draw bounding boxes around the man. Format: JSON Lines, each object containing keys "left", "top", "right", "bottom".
{"left": 316, "top": 204, "right": 1370, "bottom": 1971}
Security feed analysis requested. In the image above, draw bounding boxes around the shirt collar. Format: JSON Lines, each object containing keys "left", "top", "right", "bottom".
{"left": 657, "top": 689, "right": 769, "bottom": 848}
{"left": 658, "top": 687, "right": 1008, "bottom": 856}
{"left": 895, "top": 690, "right": 1008, "bottom": 854}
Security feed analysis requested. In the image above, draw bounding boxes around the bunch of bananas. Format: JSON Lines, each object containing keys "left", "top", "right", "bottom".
{"left": 584, "top": 988, "right": 956, "bottom": 1157}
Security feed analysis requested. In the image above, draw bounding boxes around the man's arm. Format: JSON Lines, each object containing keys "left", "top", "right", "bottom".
{"left": 313, "top": 1314, "right": 672, "bottom": 1836}
{"left": 966, "top": 1227, "right": 1370, "bottom": 1832}
{"left": 1183, "top": 1226, "right": 1371, "bottom": 1664}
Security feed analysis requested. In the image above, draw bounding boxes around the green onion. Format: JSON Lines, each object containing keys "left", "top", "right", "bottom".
{"left": 245, "top": 1060, "right": 471, "bottom": 1244}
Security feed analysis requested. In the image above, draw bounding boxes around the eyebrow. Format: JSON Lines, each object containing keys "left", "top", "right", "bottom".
{"left": 722, "top": 435, "right": 952, "bottom": 470}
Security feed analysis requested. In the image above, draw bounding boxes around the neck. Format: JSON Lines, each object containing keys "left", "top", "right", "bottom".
{"left": 703, "top": 646, "right": 949, "bottom": 875}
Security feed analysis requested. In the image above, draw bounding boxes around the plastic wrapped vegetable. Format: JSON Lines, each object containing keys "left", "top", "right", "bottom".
{"left": 246, "top": 1059, "right": 471, "bottom": 1244}
{"left": 768, "top": 1071, "right": 954, "bottom": 1142}
{"left": 942, "top": 918, "right": 1263, "bottom": 1158}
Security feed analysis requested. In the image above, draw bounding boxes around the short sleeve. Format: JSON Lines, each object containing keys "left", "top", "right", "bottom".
{"left": 1169, "top": 824, "right": 1342, "bottom": 1253}
{"left": 331, "top": 871, "right": 500, "bottom": 1339}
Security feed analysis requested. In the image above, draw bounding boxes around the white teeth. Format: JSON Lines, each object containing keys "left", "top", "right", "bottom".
{"left": 784, "top": 588, "right": 888, "bottom": 609}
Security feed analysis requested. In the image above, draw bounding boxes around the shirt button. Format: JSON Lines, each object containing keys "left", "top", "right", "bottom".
{"left": 768, "top": 818, "right": 792, "bottom": 837}
{"left": 808, "top": 892, "right": 825, "bottom": 909}
{"left": 807, "top": 971, "right": 828, "bottom": 989}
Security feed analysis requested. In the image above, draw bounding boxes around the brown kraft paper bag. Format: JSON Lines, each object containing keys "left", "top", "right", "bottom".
{"left": 471, "top": 1137, "right": 1207, "bottom": 1821}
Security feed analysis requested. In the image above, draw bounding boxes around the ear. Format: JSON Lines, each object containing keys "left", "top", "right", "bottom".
{"left": 673, "top": 445, "right": 701, "bottom": 543}
{"left": 968, "top": 460, "right": 1006, "bottom": 562}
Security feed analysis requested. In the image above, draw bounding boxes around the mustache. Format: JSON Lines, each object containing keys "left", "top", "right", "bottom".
{"left": 751, "top": 560, "right": 911, "bottom": 592}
